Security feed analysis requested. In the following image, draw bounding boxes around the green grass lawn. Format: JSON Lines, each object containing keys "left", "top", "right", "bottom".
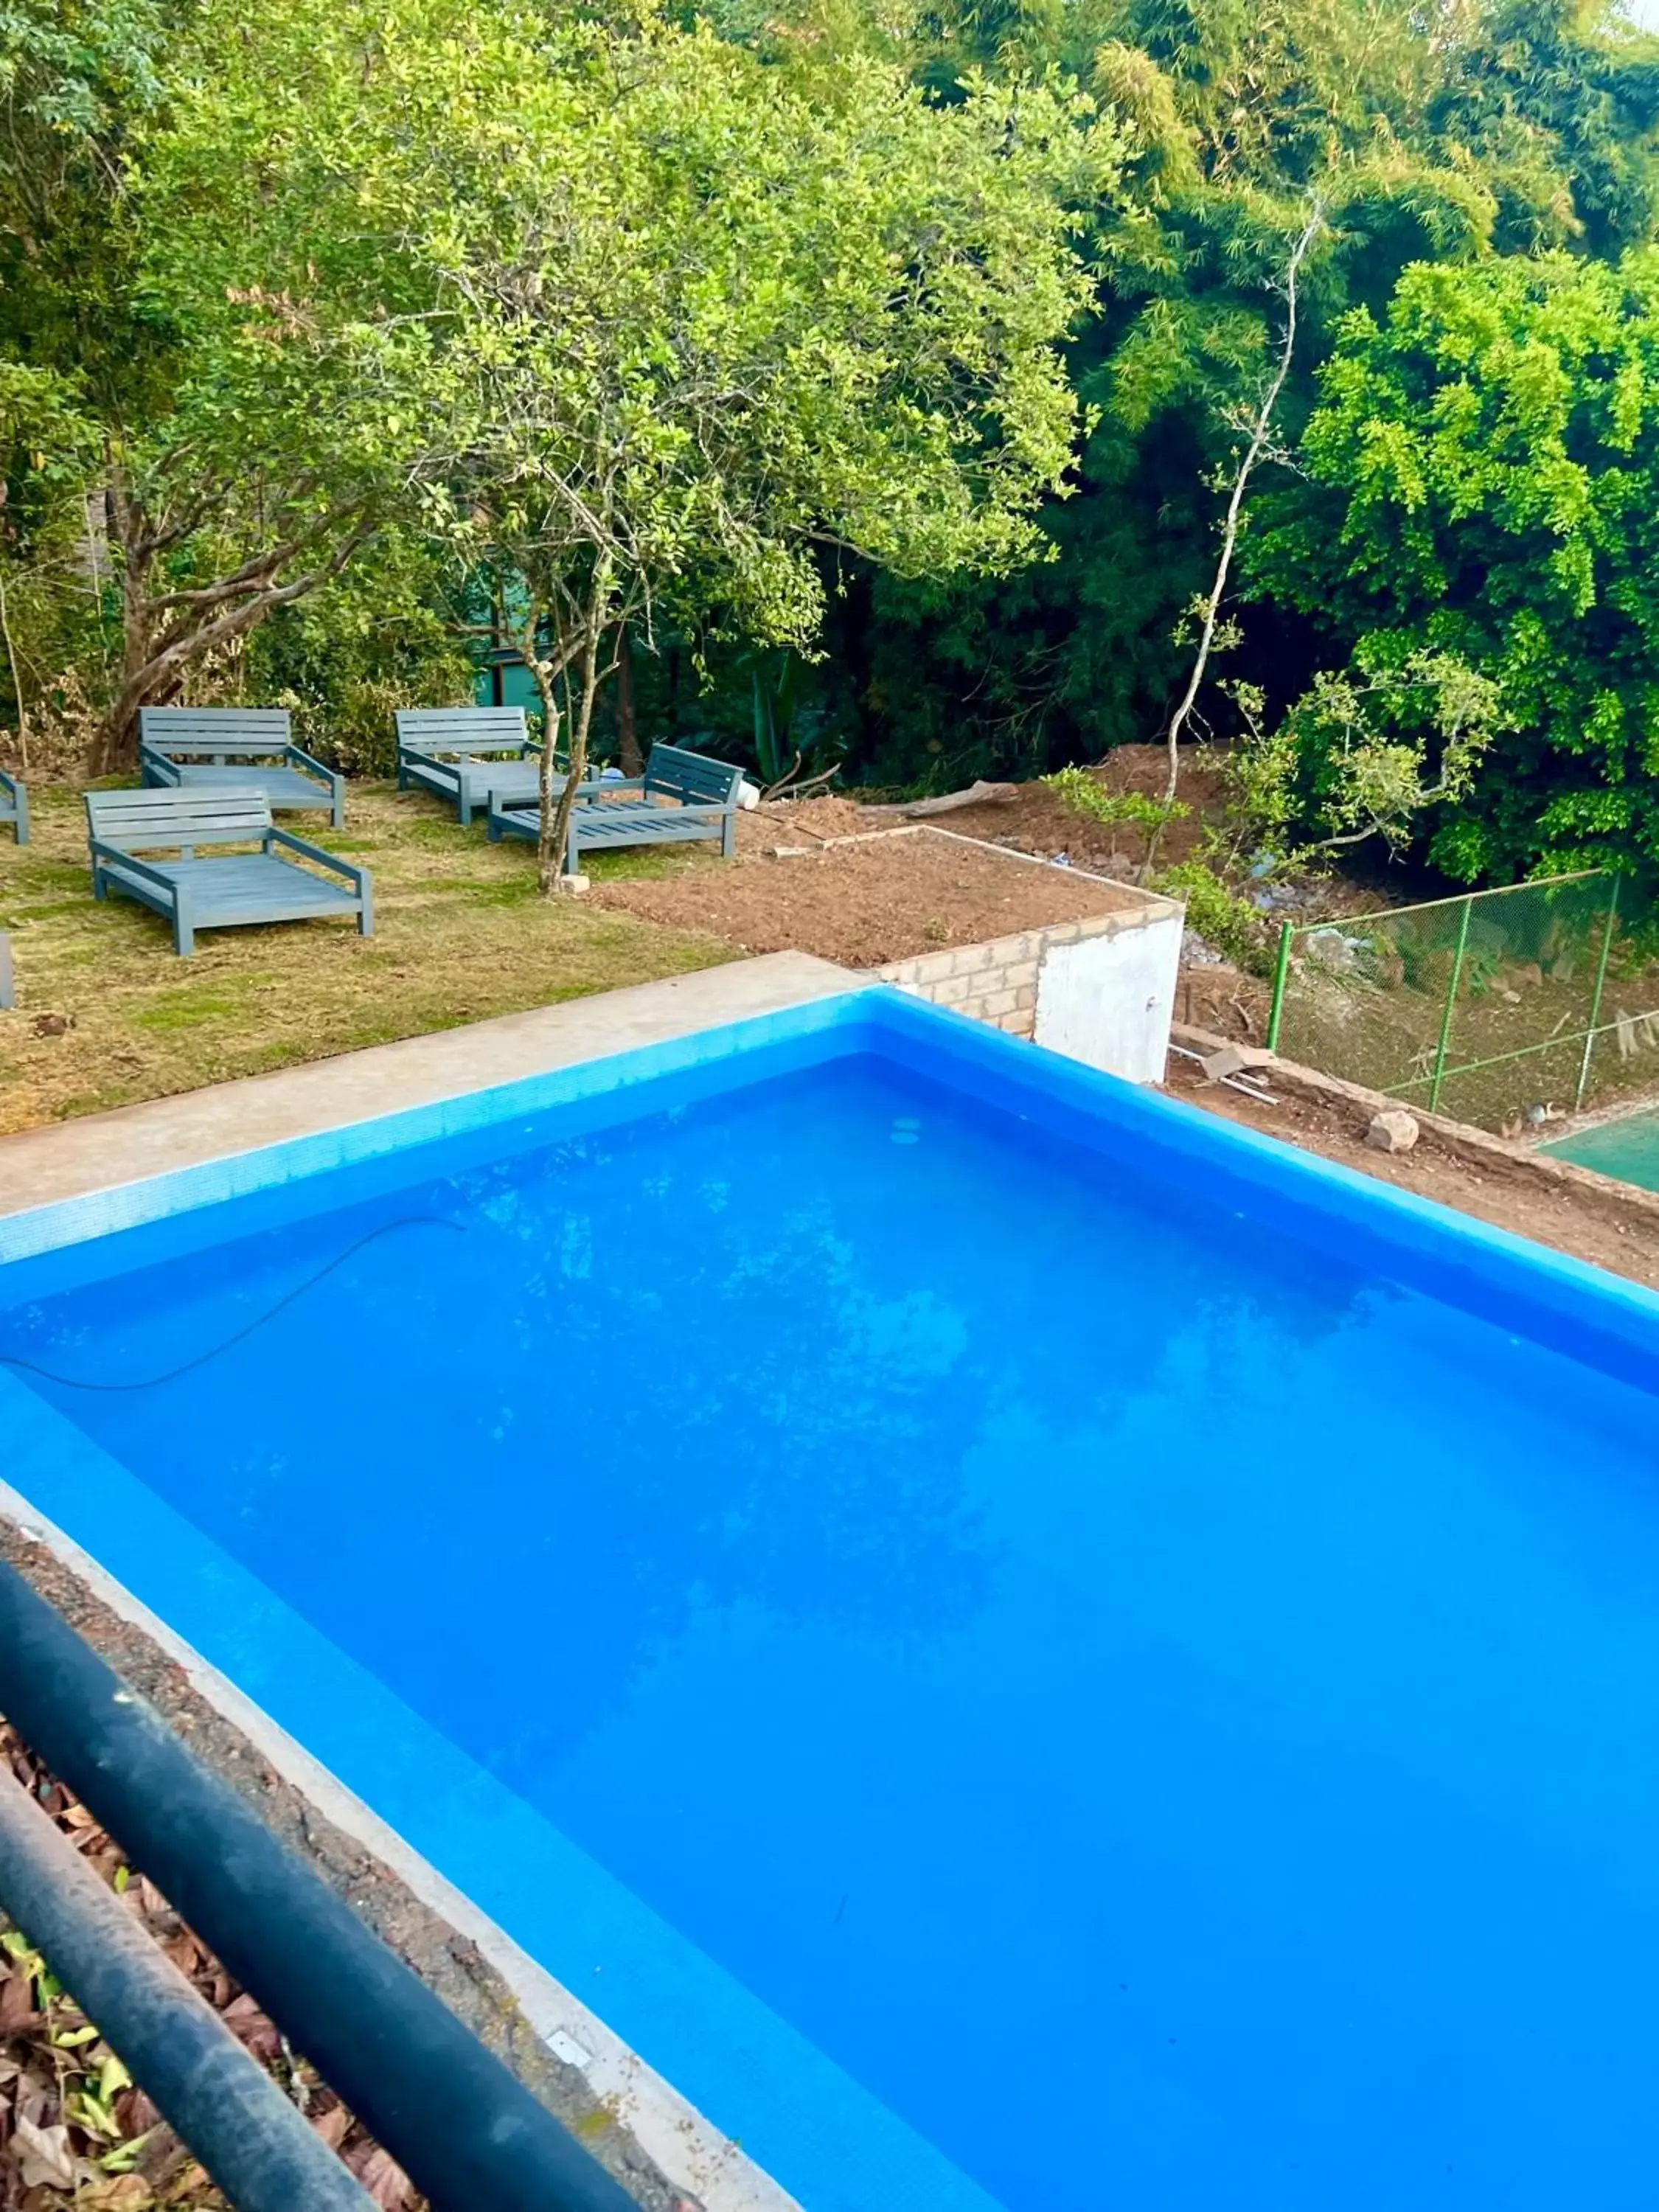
{"left": 0, "top": 782, "right": 733, "bottom": 1133}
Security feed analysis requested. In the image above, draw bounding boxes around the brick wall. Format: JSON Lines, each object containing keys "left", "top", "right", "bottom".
{"left": 878, "top": 911, "right": 1152, "bottom": 1040}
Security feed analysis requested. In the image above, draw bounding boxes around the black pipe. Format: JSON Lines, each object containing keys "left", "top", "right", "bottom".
{"left": 0, "top": 1562, "right": 640, "bottom": 2212}
{"left": 0, "top": 1764, "right": 375, "bottom": 2212}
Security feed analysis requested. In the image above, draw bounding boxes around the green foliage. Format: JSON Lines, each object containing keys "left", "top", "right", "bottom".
{"left": 1220, "top": 647, "right": 1509, "bottom": 865}
{"left": 734, "top": 0, "right": 1659, "bottom": 785}
{"left": 1252, "top": 247, "right": 1659, "bottom": 878}
{"left": 241, "top": 536, "right": 476, "bottom": 778}
{"left": 1042, "top": 763, "right": 1187, "bottom": 831}
{"left": 1152, "top": 857, "right": 1268, "bottom": 968}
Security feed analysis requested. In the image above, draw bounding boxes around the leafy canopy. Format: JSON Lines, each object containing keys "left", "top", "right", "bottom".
{"left": 1252, "top": 247, "right": 1659, "bottom": 880}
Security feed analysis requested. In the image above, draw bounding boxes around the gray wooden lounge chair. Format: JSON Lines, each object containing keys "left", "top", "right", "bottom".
{"left": 139, "top": 708, "right": 345, "bottom": 828}
{"left": 86, "top": 787, "right": 372, "bottom": 957}
{"left": 0, "top": 768, "right": 27, "bottom": 845}
{"left": 395, "top": 707, "right": 557, "bottom": 827}
{"left": 487, "top": 743, "right": 745, "bottom": 872}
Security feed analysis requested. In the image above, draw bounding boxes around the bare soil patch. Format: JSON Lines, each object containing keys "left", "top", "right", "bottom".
{"left": 924, "top": 745, "right": 1229, "bottom": 876}
{"left": 1166, "top": 1051, "right": 1659, "bottom": 1291}
{"left": 592, "top": 829, "right": 1141, "bottom": 968}
{"left": 734, "top": 793, "right": 872, "bottom": 852}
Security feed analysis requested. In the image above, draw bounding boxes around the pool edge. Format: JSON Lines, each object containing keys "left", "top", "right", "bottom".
{"left": 0, "top": 952, "right": 867, "bottom": 1230}
{"left": 0, "top": 1478, "right": 802, "bottom": 2212}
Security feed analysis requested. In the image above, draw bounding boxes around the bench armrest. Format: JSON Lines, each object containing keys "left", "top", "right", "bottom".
{"left": 138, "top": 743, "right": 183, "bottom": 786}
{"left": 571, "top": 776, "right": 644, "bottom": 799}
{"left": 282, "top": 743, "right": 339, "bottom": 791}
{"left": 267, "top": 827, "right": 366, "bottom": 890}
{"left": 89, "top": 840, "right": 177, "bottom": 893}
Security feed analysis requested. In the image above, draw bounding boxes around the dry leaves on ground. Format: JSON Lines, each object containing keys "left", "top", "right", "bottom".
{"left": 0, "top": 1724, "right": 425, "bottom": 2212}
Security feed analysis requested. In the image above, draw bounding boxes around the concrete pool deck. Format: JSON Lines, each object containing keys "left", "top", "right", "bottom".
{"left": 0, "top": 951, "right": 882, "bottom": 2212}
{"left": 0, "top": 950, "right": 864, "bottom": 1225}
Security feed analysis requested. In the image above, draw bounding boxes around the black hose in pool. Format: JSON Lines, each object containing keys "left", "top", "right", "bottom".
{"left": 0, "top": 1215, "right": 467, "bottom": 1393}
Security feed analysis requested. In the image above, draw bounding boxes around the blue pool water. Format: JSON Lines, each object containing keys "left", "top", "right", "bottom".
{"left": 5, "top": 998, "right": 1659, "bottom": 2211}
{"left": 1546, "top": 1104, "right": 1659, "bottom": 1194}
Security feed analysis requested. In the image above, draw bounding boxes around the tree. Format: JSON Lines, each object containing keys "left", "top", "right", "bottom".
{"left": 161, "top": 0, "right": 1116, "bottom": 883}
{"left": 1251, "top": 248, "right": 1659, "bottom": 880}
{"left": 710, "top": 0, "right": 1659, "bottom": 790}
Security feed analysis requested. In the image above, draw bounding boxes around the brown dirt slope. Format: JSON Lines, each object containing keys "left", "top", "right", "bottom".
{"left": 594, "top": 830, "right": 1137, "bottom": 967}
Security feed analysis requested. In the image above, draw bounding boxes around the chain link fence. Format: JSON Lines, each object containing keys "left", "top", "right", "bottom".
{"left": 1265, "top": 872, "right": 1659, "bottom": 1134}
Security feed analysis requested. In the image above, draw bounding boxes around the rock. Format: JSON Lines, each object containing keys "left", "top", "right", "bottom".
{"left": 554, "top": 872, "right": 591, "bottom": 897}
{"left": 1366, "top": 1108, "right": 1420, "bottom": 1154}
{"left": 1181, "top": 928, "right": 1227, "bottom": 967}
{"left": 1306, "top": 926, "right": 1354, "bottom": 974}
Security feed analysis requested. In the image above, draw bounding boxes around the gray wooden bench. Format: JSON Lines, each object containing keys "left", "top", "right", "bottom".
{"left": 86, "top": 787, "right": 372, "bottom": 956}
{"left": 139, "top": 708, "right": 345, "bottom": 828}
{"left": 396, "top": 708, "right": 553, "bottom": 827}
{"left": 487, "top": 744, "right": 745, "bottom": 872}
{"left": 0, "top": 768, "right": 26, "bottom": 845}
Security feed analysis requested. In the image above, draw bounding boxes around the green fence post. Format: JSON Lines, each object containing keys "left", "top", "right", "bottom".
{"left": 1575, "top": 874, "right": 1621, "bottom": 1110}
{"left": 1427, "top": 894, "right": 1473, "bottom": 1113}
{"left": 1266, "top": 922, "right": 1294, "bottom": 1054}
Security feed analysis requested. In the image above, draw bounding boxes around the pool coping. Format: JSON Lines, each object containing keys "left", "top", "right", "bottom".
{"left": 0, "top": 950, "right": 866, "bottom": 1226}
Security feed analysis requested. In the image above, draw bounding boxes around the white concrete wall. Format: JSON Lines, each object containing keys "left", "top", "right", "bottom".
{"left": 1033, "top": 908, "right": 1183, "bottom": 1084}
{"left": 879, "top": 901, "right": 1182, "bottom": 1082}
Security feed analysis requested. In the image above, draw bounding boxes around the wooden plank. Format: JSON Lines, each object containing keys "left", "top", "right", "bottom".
{"left": 0, "top": 769, "right": 24, "bottom": 845}
{"left": 644, "top": 743, "right": 745, "bottom": 808}
{"left": 139, "top": 708, "right": 291, "bottom": 740}
{"left": 171, "top": 765, "right": 336, "bottom": 809}
{"left": 395, "top": 707, "right": 529, "bottom": 754}
{"left": 88, "top": 787, "right": 276, "bottom": 849}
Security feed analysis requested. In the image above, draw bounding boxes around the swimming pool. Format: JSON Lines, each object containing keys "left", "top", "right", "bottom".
{"left": 4, "top": 986, "right": 1659, "bottom": 2212}
{"left": 1545, "top": 1103, "right": 1659, "bottom": 1194}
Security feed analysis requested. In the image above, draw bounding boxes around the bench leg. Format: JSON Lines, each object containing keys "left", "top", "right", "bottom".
{"left": 13, "top": 790, "right": 26, "bottom": 846}
{"left": 173, "top": 906, "right": 195, "bottom": 957}
{"left": 332, "top": 777, "right": 346, "bottom": 830}
{"left": 91, "top": 866, "right": 106, "bottom": 902}
{"left": 566, "top": 818, "right": 581, "bottom": 875}
{"left": 720, "top": 812, "right": 735, "bottom": 858}
{"left": 457, "top": 792, "right": 473, "bottom": 829}
{"left": 358, "top": 880, "right": 375, "bottom": 938}
{"left": 487, "top": 814, "right": 503, "bottom": 843}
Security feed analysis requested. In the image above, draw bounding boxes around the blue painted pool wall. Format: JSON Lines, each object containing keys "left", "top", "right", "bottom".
{"left": 6, "top": 982, "right": 1659, "bottom": 1389}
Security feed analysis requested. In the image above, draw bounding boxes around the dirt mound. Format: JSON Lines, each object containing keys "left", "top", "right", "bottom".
{"left": 904, "top": 747, "right": 1226, "bottom": 877}
{"left": 594, "top": 828, "right": 1138, "bottom": 967}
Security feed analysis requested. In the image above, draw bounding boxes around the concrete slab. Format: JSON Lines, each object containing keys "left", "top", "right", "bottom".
{"left": 0, "top": 951, "right": 863, "bottom": 1222}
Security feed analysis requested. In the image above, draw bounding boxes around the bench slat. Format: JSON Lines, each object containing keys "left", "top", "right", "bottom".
{"left": 395, "top": 708, "right": 531, "bottom": 754}
{"left": 139, "top": 708, "right": 292, "bottom": 744}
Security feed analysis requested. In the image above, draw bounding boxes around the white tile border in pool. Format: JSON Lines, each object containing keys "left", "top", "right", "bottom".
{"left": 0, "top": 951, "right": 865, "bottom": 1224}
{"left": 0, "top": 952, "right": 886, "bottom": 2212}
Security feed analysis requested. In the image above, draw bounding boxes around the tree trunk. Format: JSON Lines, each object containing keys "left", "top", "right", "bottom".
{"left": 542, "top": 563, "right": 614, "bottom": 895}
{"left": 523, "top": 612, "right": 567, "bottom": 896}
{"left": 1156, "top": 199, "right": 1324, "bottom": 827}
{"left": 89, "top": 480, "right": 166, "bottom": 776}
{"left": 616, "top": 622, "right": 642, "bottom": 777}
